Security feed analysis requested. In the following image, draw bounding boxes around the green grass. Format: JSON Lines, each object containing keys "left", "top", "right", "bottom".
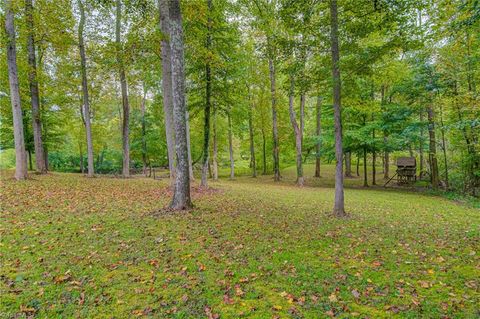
{"left": 1, "top": 165, "right": 479, "bottom": 318}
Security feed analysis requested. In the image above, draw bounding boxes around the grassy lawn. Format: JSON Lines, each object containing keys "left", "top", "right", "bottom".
{"left": 1, "top": 165, "right": 479, "bottom": 318}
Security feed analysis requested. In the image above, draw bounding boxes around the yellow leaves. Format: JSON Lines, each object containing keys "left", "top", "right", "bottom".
{"left": 418, "top": 280, "right": 431, "bottom": 288}
{"left": 328, "top": 293, "right": 338, "bottom": 302}
{"left": 198, "top": 263, "right": 206, "bottom": 272}
{"left": 272, "top": 305, "right": 282, "bottom": 311}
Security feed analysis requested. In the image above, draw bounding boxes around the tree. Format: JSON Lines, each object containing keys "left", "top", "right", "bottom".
{"left": 330, "top": 0, "right": 346, "bottom": 217}
{"left": 200, "top": 0, "right": 213, "bottom": 188}
{"left": 315, "top": 96, "right": 322, "bottom": 177}
{"left": 158, "top": 0, "right": 176, "bottom": 185}
{"left": 78, "top": 0, "right": 94, "bottom": 177}
{"left": 5, "top": 0, "right": 28, "bottom": 180}
{"left": 115, "top": 0, "right": 130, "bottom": 177}
{"left": 169, "top": 0, "right": 192, "bottom": 210}
{"left": 25, "top": 0, "right": 46, "bottom": 173}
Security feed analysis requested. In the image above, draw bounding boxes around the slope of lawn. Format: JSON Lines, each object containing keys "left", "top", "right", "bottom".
{"left": 1, "top": 165, "right": 479, "bottom": 318}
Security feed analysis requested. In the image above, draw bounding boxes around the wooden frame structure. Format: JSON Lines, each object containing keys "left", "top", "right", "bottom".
{"left": 384, "top": 157, "right": 417, "bottom": 187}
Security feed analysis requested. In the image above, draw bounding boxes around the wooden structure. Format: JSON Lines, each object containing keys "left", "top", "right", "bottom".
{"left": 384, "top": 157, "right": 417, "bottom": 187}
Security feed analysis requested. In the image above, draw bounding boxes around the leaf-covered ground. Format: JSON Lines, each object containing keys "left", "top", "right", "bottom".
{"left": 1, "top": 165, "right": 479, "bottom": 318}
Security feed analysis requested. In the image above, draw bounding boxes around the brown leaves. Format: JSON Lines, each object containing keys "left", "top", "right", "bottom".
{"left": 204, "top": 306, "right": 220, "bottom": 319}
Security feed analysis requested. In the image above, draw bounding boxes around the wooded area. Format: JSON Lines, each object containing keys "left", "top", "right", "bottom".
{"left": 1, "top": 0, "right": 479, "bottom": 317}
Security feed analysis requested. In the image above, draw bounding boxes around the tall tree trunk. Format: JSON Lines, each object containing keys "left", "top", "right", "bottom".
{"left": 186, "top": 110, "right": 194, "bottom": 180}
{"left": 28, "top": 149, "right": 33, "bottom": 171}
{"left": 315, "top": 96, "right": 322, "bottom": 177}
{"left": 248, "top": 97, "right": 256, "bottom": 177}
{"left": 262, "top": 126, "right": 267, "bottom": 175}
{"left": 381, "top": 85, "right": 389, "bottom": 179}
{"left": 426, "top": 103, "right": 439, "bottom": 190}
{"left": 419, "top": 110, "right": 425, "bottom": 178}
{"left": 288, "top": 76, "right": 304, "bottom": 186}
{"left": 78, "top": 0, "right": 94, "bottom": 177}
{"left": 345, "top": 152, "right": 352, "bottom": 177}
{"left": 356, "top": 152, "right": 360, "bottom": 176}
{"left": 268, "top": 56, "right": 280, "bottom": 181}
{"left": 201, "top": 0, "right": 213, "bottom": 188}
{"left": 141, "top": 87, "right": 147, "bottom": 175}
{"left": 169, "top": 0, "right": 192, "bottom": 210}
{"left": 363, "top": 147, "right": 368, "bottom": 187}
{"left": 158, "top": 0, "right": 176, "bottom": 185}
{"left": 116, "top": 0, "right": 130, "bottom": 178}
{"left": 330, "top": 0, "right": 345, "bottom": 216}
{"left": 372, "top": 116, "right": 376, "bottom": 185}
{"left": 25, "top": 0, "right": 46, "bottom": 173}
{"left": 227, "top": 111, "right": 234, "bottom": 179}
{"left": 5, "top": 0, "right": 27, "bottom": 180}
{"left": 439, "top": 101, "right": 448, "bottom": 189}
{"left": 79, "top": 142, "right": 84, "bottom": 173}
{"left": 212, "top": 105, "right": 218, "bottom": 180}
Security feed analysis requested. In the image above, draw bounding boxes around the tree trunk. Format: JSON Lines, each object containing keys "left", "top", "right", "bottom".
{"left": 262, "top": 127, "right": 267, "bottom": 175}
{"left": 345, "top": 152, "right": 352, "bottom": 177}
{"left": 330, "top": 0, "right": 345, "bottom": 216}
{"left": 381, "top": 85, "right": 389, "bottom": 179}
{"left": 356, "top": 152, "right": 360, "bottom": 176}
{"left": 248, "top": 97, "right": 256, "bottom": 177}
{"left": 25, "top": 0, "right": 46, "bottom": 173}
{"left": 426, "top": 103, "right": 439, "bottom": 190}
{"left": 28, "top": 149, "right": 33, "bottom": 171}
{"left": 116, "top": 0, "right": 130, "bottom": 178}
{"left": 141, "top": 87, "right": 148, "bottom": 175}
{"left": 212, "top": 105, "right": 218, "bottom": 180}
{"left": 158, "top": 0, "right": 176, "bottom": 185}
{"left": 186, "top": 110, "right": 194, "bottom": 180}
{"left": 79, "top": 142, "right": 84, "bottom": 173}
{"left": 439, "top": 101, "right": 448, "bottom": 189}
{"left": 5, "top": 0, "right": 28, "bottom": 180}
{"left": 169, "top": 0, "right": 192, "bottom": 210}
{"left": 288, "top": 76, "right": 304, "bottom": 186}
{"left": 200, "top": 0, "right": 213, "bottom": 188}
{"left": 268, "top": 56, "right": 280, "bottom": 181}
{"left": 227, "top": 111, "right": 234, "bottom": 179}
{"left": 363, "top": 147, "right": 368, "bottom": 187}
{"left": 78, "top": 0, "right": 94, "bottom": 177}
{"left": 419, "top": 110, "right": 425, "bottom": 178}
{"left": 315, "top": 96, "right": 322, "bottom": 177}
{"left": 372, "top": 119, "right": 376, "bottom": 185}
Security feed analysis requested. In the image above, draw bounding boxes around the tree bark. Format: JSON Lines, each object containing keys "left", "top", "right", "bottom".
{"left": 419, "top": 110, "right": 425, "bottom": 178}
{"left": 381, "top": 85, "right": 389, "bottom": 179}
{"left": 158, "top": 0, "right": 176, "bottom": 185}
{"left": 363, "top": 147, "right": 368, "bottom": 187}
{"left": 25, "top": 0, "right": 46, "bottom": 173}
{"left": 248, "top": 96, "right": 256, "bottom": 177}
{"left": 186, "top": 110, "right": 194, "bottom": 180}
{"left": 330, "top": 0, "right": 345, "bottom": 216}
{"left": 5, "top": 0, "right": 28, "bottom": 180}
{"left": 200, "top": 0, "right": 213, "bottom": 188}
{"left": 345, "top": 152, "right": 352, "bottom": 177}
{"left": 116, "top": 0, "right": 130, "bottom": 178}
{"left": 141, "top": 87, "right": 148, "bottom": 175}
{"left": 426, "top": 103, "right": 439, "bottom": 190}
{"left": 372, "top": 117, "right": 376, "bottom": 185}
{"left": 288, "top": 76, "right": 304, "bottom": 186}
{"left": 78, "top": 0, "right": 94, "bottom": 177}
{"left": 227, "top": 110, "right": 234, "bottom": 179}
{"left": 315, "top": 96, "right": 322, "bottom": 177}
{"left": 212, "top": 105, "right": 218, "bottom": 180}
{"left": 439, "top": 101, "right": 448, "bottom": 189}
{"left": 356, "top": 152, "right": 360, "bottom": 176}
{"left": 169, "top": 0, "right": 192, "bottom": 210}
{"left": 268, "top": 57, "right": 280, "bottom": 181}
{"left": 261, "top": 126, "right": 267, "bottom": 175}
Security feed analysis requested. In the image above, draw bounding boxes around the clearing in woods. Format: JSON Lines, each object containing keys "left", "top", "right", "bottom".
{"left": 0, "top": 165, "right": 479, "bottom": 318}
